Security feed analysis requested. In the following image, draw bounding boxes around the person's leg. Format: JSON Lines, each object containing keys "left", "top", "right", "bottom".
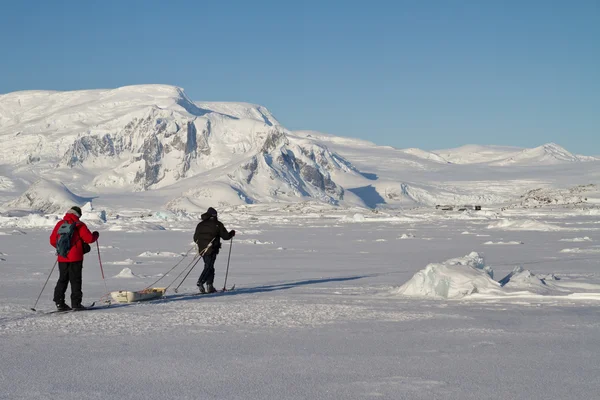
{"left": 69, "top": 261, "right": 83, "bottom": 308}
{"left": 53, "top": 263, "right": 70, "bottom": 308}
{"left": 197, "top": 254, "right": 212, "bottom": 293}
{"left": 205, "top": 253, "right": 218, "bottom": 293}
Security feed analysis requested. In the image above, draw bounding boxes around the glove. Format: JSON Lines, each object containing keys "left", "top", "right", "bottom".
{"left": 82, "top": 242, "right": 91, "bottom": 254}
{"left": 93, "top": 231, "right": 100, "bottom": 240}
{"left": 229, "top": 230, "right": 236, "bottom": 237}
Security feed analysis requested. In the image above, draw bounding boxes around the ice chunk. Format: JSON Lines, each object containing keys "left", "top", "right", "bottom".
{"left": 396, "top": 252, "right": 499, "bottom": 299}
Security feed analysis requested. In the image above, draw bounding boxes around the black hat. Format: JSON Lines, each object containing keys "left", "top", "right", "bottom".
{"left": 70, "top": 206, "right": 82, "bottom": 217}
{"left": 206, "top": 207, "right": 218, "bottom": 217}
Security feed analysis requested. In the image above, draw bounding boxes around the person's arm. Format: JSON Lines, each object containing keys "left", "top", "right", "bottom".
{"left": 218, "top": 222, "right": 234, "bottom": 240}
{"left": 79, "top": 223, "right": 98, "bottom": 244}
{"left": 49, "top": 222, "right": 60, "bottom": 248}
{"left": 193, "top": 223, "right": 201, "bottom": 244}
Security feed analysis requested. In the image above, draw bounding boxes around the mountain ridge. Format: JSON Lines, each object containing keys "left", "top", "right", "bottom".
{"left": 1, "top": 84, "right": 598, "bottom": 213}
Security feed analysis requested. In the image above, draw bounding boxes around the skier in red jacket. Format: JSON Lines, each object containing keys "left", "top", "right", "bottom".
{"left": 49, "top": 206, "right": 99, "bottom": 311}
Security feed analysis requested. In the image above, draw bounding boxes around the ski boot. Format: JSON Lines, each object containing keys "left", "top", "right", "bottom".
{"left": 56, "top": 302, "right": 72, "bottom": 311}
{"left": 197, "top": 283, "right": 206, "bottom": 294}
{"left": 206, "top": 283, "right": 217, "bottom": 294}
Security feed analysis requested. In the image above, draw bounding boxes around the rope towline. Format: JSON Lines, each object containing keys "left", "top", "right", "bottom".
{"left": 171, "top": 238, "right": 216, "bottom": 293}
{"left": 142, "top": 245, "right": 197, "bottom": 290}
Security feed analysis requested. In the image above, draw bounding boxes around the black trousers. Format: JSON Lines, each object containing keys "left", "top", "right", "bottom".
{"left": 198, "top": 252, "right": 218, "bottom": 285}
{"left": 53, "top": 261, "right": 83, "bottom": 306}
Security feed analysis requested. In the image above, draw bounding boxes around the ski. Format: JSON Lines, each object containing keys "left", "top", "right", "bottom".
{"left": 41, "top": 302, "right": 99, "bottom": 315}
{"left": 195, "top": 284, "right": 235, "bottom": 295}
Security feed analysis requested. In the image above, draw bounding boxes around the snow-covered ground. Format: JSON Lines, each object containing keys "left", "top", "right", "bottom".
{"left": 1, "top": 206, "right": 599, "bottom": 400}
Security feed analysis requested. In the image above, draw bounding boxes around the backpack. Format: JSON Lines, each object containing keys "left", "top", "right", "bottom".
{"left": 56, "top": 221, "right": 77, "bottom": 257}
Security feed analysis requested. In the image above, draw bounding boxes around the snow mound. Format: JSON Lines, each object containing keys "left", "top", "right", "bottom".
{"left": 109, "top": 259, "right": 142, "bottom": 266}
{"left": 237, "top": 239, "right": 274, "bottom": 245}
{"left": 113, "top": 268, "right": 138, "bottom": 278}
{"left": 395, "top": 253, "right": 593, "bottom": 300}
{"left": 498, "top": 267, "right": 569, "bottom": 295}
{"left": 341, "top": 213, "right": 366, "bottom": 222}
{"left": 484, "top": 241, "right": 523, "bottom": 245}
{"left": 560, "top": 247, "right": 600, "bottom": 254}
{"left": 395, "top": 252, "right": 499, "bottom": 299}
{"left": 138, "top": 251, "right": 182, "bottom": 257}
{"left": 4, "top": 179, "right": 94, "bottom": 214}
{"left": 501, "top": 268, "right": 563, "bottom": 294}
{"left": 560, "top": 237, "right": 592, "bottom": 242}
{"left": 487, "top": 219, "right": 563, "bottom": 231}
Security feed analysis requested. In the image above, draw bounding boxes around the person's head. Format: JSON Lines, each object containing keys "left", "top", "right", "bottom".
{"left": 206, "top": 207, "right": 217, "bottom": 218}
{"left": 202, "top": 207, "right": 218, "bottom": 221}
{"left": 68, "top": 206, "right": 82, "bottom": 218}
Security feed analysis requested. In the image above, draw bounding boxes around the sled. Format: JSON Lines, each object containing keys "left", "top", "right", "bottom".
{"left": 110, "top": 287, "right": 166, "bottom": 303}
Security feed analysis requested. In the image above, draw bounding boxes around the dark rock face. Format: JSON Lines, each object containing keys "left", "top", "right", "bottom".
{"left": 57, "top": 110, "right": 355, "bottom": 202}
{"left": 63, "top": 134, "right": 116, "bottom": 167}
{"left": 134, "top": 134, "right": 164, "bottom": 189}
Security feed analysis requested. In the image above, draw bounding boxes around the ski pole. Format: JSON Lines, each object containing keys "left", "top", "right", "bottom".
{"left": 222, "top": 238, "right": 233, "bottom": 291}
{"left": 173, "top": 256, "right": 203, "bottom": 293}
{"left": 165, "top": 253, "right": 200, "bottom": 291}
{"left": 172, "top": 239, "right": 215, "bottom": 293}
{"left": 96, "top": 241, "right": 110, "bottom": 304}
{"left": 31, "top": 260, "right": 57, "bottom": 311}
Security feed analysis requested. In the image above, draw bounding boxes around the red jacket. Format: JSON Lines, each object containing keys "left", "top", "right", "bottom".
{"left": 50, "top": 212, "right": 97, "bottom": 262}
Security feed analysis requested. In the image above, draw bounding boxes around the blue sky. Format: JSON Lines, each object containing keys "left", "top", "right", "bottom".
{"left": 1, "top": 0, "right": 598, "bottom": 154}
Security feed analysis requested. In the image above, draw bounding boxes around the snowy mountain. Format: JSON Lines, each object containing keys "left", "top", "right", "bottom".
{"left": 195, "top": 101, "right": 279, "bottom": 126}
{"left": 491, "top": 143, "right": 590, "bottom": 165}
{"left": 0, "top": 85, "right": 364, "bottom": 212}
{"left": 1, "top": 84, "right": 599, "bottom": 214}
{"left": 433, "top": 143, "right": 597, "bottom": 165}
{"left": 432, "top": 144, "right": 524, "bottom": 164}
{"left": 5, "top": 178, "right": 95, "bottom": 214}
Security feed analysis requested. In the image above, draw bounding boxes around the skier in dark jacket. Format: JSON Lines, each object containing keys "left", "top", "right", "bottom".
{"left": 193, "top": 207, "right": 235, "bottom": 293}
{"left": 49, "top": 206, "right": 99, "bottom": 311}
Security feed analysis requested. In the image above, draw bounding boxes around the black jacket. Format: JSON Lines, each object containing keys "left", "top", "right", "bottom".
{"left": 193, "top": 212, "right": 232, "bottom": 255}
